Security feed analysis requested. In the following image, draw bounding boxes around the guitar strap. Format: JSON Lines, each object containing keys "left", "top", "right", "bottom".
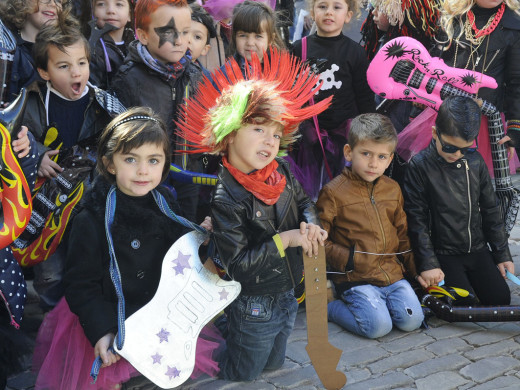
{"left": 303, "top": 246, "right": 346, "bottom": 389}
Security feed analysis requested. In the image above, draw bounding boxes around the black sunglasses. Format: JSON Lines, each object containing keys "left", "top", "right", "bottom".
{"left": 437, "top": 132, "right": 478, "bottom": 154}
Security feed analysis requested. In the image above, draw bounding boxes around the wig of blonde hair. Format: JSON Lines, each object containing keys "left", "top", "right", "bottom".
{"left": 441, "top": 0, "right": 520, "bottom": 40}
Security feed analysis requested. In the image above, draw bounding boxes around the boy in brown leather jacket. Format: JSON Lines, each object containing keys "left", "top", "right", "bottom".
{"left": 317, "top": 113, "right": 426, "bottom": 339}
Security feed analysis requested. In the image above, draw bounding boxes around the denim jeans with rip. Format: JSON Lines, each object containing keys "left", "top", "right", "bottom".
{"left": 328, "top": 279, "right": 424, "bottom": 339}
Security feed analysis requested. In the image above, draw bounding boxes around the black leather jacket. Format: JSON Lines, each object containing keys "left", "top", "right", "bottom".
{"left": 403, "top": 141, "right": 512, "bottom": 273}
{"left": 211, "top": 158, "right": 320, "bottom": 296}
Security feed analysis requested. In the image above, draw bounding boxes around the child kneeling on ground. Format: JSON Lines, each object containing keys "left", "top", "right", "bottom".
{"left": 403, "top": 96, "right": 514, "bottom": 305}
{"left": 318, "top": 113, "right": 425, "bottom": 339}
{"left": 176, "top": 49, "right": 331, "bottom": 381}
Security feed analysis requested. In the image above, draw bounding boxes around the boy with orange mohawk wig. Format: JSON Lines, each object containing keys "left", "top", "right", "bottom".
{"left": 177, "top": 48, "right": 332, "bottom": 381}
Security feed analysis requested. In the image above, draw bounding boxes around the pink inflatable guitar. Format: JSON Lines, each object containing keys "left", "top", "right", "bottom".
{"left": 368, "top": 37, "right": 519, "bottom": 233}
{"left": 367, "top": 36, "right": 497, "bottom": 111}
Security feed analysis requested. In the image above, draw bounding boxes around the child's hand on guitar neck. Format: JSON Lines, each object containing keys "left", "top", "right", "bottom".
{"left": 12, "top": 126, "right": 31, "bottom": 158}
{"left": 280, "top": 222, "right": 328, "bottom": 257}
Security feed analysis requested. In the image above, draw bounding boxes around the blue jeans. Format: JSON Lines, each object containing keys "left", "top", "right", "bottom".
{"left": 328, "top": 279, "right": 423, "bottom": 339}
{"left": 218, "top": 290, "right": 298, "bottom": 381}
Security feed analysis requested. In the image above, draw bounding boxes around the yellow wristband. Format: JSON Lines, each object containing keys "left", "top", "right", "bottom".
{"left": 272, "top": 234, "right": 286, "bottom": 258}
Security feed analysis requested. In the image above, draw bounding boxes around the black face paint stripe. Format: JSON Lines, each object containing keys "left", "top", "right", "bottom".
{"left": 154, "top": 17, "right": 179, "bottom": 48}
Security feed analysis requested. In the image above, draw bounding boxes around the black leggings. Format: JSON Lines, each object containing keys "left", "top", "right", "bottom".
{"left": 437, "top": 251, "right": 511, "bottom": 305}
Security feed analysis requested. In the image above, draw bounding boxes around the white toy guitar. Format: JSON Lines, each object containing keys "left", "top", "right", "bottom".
{"left": 114, "top": 231, "right": 240, "bottom": 388}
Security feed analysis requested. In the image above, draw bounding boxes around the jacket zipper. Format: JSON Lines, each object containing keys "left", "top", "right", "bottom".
{"left": 286, "top": 251, "right": 296, "bottom": 288}
{"left": 369, "top": 184, "right": 390, "bottom": 285}
{"left": 462, "top": 159, "right": 472, "bottom": 252}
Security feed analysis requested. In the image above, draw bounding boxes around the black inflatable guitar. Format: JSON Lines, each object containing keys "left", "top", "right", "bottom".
{"left": 422, "top": 285, "right": 520, "bottom": 322}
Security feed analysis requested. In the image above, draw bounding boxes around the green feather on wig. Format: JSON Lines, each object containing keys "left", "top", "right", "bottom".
{"left": 211, "top": 83, "right": 252, "bottom": 144}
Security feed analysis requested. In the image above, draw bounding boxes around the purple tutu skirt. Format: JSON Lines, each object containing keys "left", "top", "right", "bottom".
{"left": 33, "top": 298, "right": 223, "bottom": 390}
{"left": 397, "top": 107, "right": 519, "bottom": 176}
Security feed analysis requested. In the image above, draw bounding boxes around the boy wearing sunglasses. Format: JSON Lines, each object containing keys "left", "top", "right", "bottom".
{"left": 403, "top": 96, "right": 513, "bottom": 305}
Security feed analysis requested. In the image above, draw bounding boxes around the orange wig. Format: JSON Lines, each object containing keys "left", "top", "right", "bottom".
{"left": 176, "top": 48, "right": 332, "bottom": 156}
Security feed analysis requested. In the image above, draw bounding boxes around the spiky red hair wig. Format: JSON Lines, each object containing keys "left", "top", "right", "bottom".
{"left": 176, "top": 48, "right": 332, "bottom": 156}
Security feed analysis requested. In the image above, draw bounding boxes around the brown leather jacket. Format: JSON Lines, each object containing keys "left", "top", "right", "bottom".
{"left": 317, "top": 168, "right": 417, "bottom": 294}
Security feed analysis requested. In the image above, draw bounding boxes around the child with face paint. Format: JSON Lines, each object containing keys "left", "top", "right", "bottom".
{"left": 111, "top": 0, "right": 205, "bottom": 223}
{"left": 88, "top": 0, "right": 134, "bottom": 89}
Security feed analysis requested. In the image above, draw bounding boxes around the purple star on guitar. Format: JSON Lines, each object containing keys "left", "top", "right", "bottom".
{"left": 151, "top": 353, "right": 162, "bottom": 364}
{"left": 165, "top": 365, "right": 181, "bottom": 380}
{"left": 218, "top": 288, "right": 229, "bottom": 301}
{"left": 156, "top": 328, "right": 170, "bottom": 343}
{"left": 172, "top": 251, "right": 191, "bottom": 275}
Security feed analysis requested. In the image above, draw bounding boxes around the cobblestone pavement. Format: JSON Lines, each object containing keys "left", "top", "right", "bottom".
{"left": 8, "top": 176, "right": 520, "bottom": 390}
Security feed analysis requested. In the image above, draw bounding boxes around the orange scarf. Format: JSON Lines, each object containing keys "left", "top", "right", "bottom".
{"left": 222, "top": 157, "right": 286, "bottom": 205}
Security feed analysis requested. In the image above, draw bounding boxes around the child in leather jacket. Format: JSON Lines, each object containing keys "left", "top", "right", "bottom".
{"left": 318, "top": 113, "right": 424, "bottom": 339}
{"left": 176, "top": 49, "right": 330, "bottom": 381}
{"left": 403, "top": 96, "right": 514, "bottom": 305}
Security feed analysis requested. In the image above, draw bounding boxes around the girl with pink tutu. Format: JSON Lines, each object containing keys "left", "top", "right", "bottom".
{"left": 33, "top": 107, "right": 222, "bottom": 390}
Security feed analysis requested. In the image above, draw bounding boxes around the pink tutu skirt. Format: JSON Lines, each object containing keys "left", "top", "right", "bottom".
{"left": 33, "top": 298, "right": 223, "bottom": 390}
{"left": 397, "top": 107, "right": 519, "bottom": 177}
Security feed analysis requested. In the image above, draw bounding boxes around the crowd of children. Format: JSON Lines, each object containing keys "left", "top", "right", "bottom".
{"left": 0, "top": 0, "right": 519, "bottom": 388}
